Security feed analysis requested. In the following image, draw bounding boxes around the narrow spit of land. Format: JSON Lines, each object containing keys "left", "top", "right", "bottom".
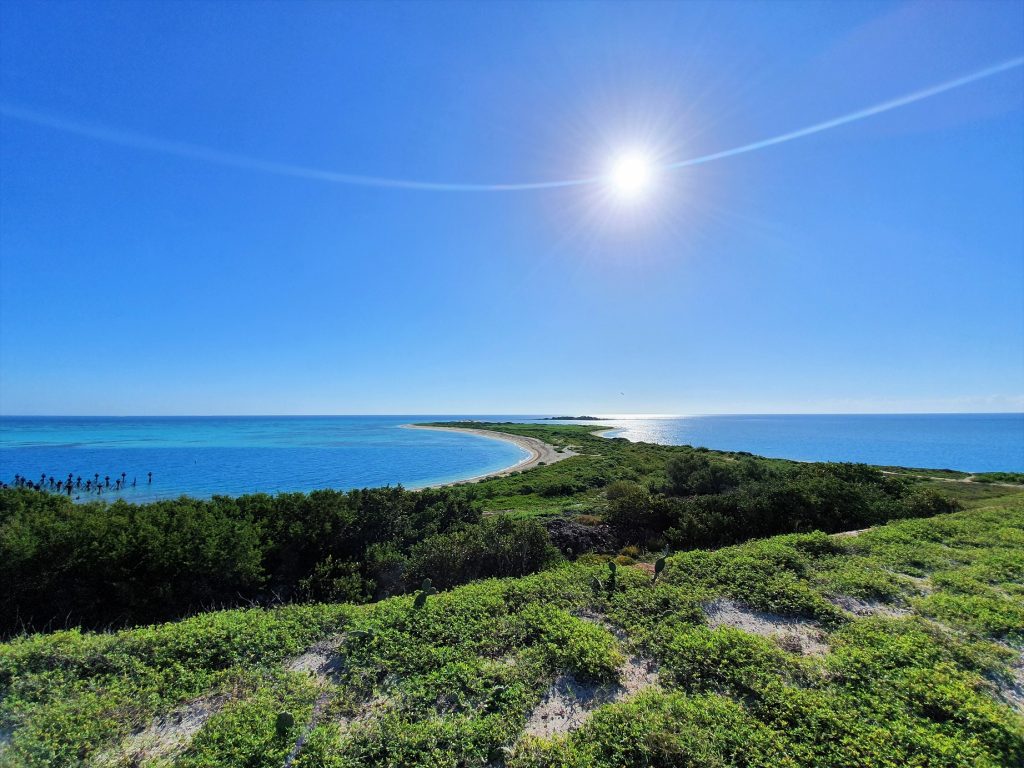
{"left": 404, "top": 423, "right": 576, "bottom": 485}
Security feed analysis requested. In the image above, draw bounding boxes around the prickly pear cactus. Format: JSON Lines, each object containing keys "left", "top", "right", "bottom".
{"left": 654, "top": 555, "right": 667, "bottom": 582}
{"left": 413, "top": 579, "right": 438, "bottom": 609}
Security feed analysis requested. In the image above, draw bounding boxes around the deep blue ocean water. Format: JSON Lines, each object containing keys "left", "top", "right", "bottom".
{"left": 1, "top": 414, "right": 1021, "bottom": 502}
{"left": 585, "top": 413, "right": 1024, "bottom": 472}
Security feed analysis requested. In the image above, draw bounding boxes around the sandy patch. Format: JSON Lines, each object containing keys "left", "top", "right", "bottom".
{"left": 351, "top": 691, "right": 395, "bottom": 723}
{"left": 703, "top": 598, "right": 829, "bottom": 655}
{"left": 286, "top": 635, "right": 347, "bottom": 681}
{"left": 522, "top": 657, "right": 659, "bottom": 740}
{"left": 282, "top": 635, "right": 357, "bottom": 765}
{"left": 618, "top": 655, "right": 661, "bottom": 696}
{"left": 833, "top": 527, "right": 872, "bottom": 539}
{"left": 880, "top": 470, "right": 1024, "bottom": 490}
{"left": 522, "top": 612, "right": 659, "bottom": 739}
{"left": 404, "top": 425, "right": 575, "bottom": 486}
{"left": 892, "top": 572, "right": 934, "bottom": 595}
{"left": 998, "top": 658, "right": 1024, "bottom": 713}
{"left": 523, "top": 675, "right": 623, "bottom": 739}
{"left": 826, "top": 595, "right": 910, "bottom": 618}
{"left": 988, "top": 643, "right": 1024, "bottom": 714}
{"left": 94, "top": 693, "right": 229, "bottom": 767}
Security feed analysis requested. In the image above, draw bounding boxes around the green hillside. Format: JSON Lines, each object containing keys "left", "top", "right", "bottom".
{"left": 3, "top": 490, "right": 1022, "bottom": 766}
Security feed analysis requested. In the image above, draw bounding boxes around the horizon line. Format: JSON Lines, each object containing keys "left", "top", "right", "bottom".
{"left": 2, "top": 411, "right": 1022, "bottom": 418}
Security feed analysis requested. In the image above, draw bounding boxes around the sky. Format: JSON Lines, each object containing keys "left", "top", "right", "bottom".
{"left": 0, "top": 0, "right": 1022, "bottom": 416}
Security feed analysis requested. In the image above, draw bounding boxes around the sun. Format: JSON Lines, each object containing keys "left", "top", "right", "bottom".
{"left": 607, "top": 150, "right": 655, "bottom": 200}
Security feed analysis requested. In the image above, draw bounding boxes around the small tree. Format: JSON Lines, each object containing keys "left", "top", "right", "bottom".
{"left": 666, "top": 453, "right": 738, "bottom": 496}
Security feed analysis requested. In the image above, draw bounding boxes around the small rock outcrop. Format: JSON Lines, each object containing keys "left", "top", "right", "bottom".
{"left": 544, "top": 518, "right": 616, "bottom": 555}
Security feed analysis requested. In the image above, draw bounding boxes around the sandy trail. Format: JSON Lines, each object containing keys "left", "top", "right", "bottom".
{"left": 404, "top": 425, "right": 574, "bottom": 487}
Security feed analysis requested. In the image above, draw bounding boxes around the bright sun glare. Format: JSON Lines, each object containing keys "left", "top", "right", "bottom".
{"left": 607, "top": 150, "right": 655, "bottom": 200}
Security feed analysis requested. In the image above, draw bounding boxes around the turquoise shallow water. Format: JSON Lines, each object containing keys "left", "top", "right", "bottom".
{"left": 0, "top": 416, "right": 529, "bottom": 502}
{"left": 1, "top": 414, "right": 1021, "bottom": 502}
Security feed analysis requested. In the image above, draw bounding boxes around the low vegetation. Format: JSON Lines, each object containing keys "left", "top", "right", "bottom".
{"left": 2, "top": 423, "right": 1022, "bottom": 766}
{"left": 2, "top": 496, "right": 1021, "bottom": 766}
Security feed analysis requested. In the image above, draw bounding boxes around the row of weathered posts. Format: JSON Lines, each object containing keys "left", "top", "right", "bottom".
{"left": 5, "top": 470, "right": 153, "bottom": 495}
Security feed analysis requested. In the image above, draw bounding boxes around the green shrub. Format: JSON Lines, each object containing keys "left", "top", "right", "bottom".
{"left": 516, "top": 604, "right": 622, "bottom": 682}
{"left": 666, "top": 453, "right": 740, "bottom": 496}
{"left": 406, "top": 516, "right": 559, "bottom": 590}
{"left": 656, "top": 625, "right": 803, "bottom": 695}
{"left": 298, "top": 555, "right": 373, "bottom": 603}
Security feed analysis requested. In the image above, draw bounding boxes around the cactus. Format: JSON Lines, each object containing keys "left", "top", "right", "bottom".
{"left": 606, "top": 560, "right": 617, "bottom": 593}
{"left": 413, "top": 579, "right": 438, "bottom": 609}
{"left": 653, "top": 556, "right": 667, "bottom": 582}
{"left": 275, "top": 711, "right": 294, "bottom": 737}
{"left": 653, "top": 546, "right": 671, "bottom": 583}
{"left": 590, "top": 575, "right": 603, "bottom": 594}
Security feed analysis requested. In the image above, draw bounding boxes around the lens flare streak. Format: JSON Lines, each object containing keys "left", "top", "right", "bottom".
{"left": 1, "top": 56, "right": 1020, "bottom": 192}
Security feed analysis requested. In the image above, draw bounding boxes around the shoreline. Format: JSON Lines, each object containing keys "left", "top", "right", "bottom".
{"left": 403, "top": 424, "right": 575, "bottom": 487}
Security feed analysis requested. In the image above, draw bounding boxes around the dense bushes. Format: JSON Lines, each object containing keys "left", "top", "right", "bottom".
{"left": 1, "top": 490, "right": 267, "bottom": 634}
{"left": 406, "top": 516, "right": 559, "bottom": 590}
{"left": 0, "top": 486, "right": 552, "bottom": 636}
{"left": 607, "top": 452, "right": 961, "bottom": 550}
{"left": 666, "top": 453, "right": 742, "bottom": 495}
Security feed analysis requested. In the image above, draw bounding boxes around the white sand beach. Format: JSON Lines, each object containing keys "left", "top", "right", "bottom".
{"left": 404, "top": 424, "right": 575, "bottom": 486}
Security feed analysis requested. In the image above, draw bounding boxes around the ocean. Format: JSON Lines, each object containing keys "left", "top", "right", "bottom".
{"left": 0, "top": 416, "right": 528, "bottom": 502}
{"left": 588, "top": 413, "right": 1024, "bottom": 473}
{"left": 1, "top": 413, "right": 1020, "bottom": 502}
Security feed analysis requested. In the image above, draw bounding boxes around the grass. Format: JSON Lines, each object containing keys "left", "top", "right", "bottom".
{"left": 910, "top": 480, "right": 1024, "bottom": 507}
{"left": 3, "top": 495, "right": 1022, "bottom": 767}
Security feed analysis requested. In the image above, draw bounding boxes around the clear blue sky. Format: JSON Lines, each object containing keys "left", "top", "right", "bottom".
{"left": 1, "top": 0, "right": 1022, "bottom": 416}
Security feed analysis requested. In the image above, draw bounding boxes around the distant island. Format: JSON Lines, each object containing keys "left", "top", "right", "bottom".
{"left": 541, "top": 415, "right": 605, "bottom": 420}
